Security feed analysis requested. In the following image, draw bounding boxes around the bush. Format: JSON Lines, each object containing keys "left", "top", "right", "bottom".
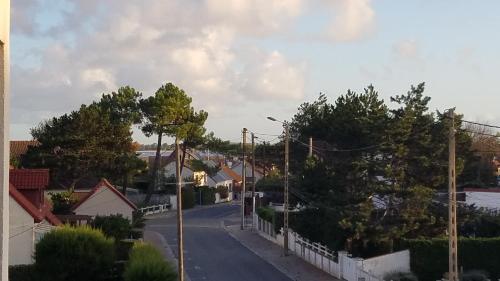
{"left": 116, "top": 240, "right": 135, "bottom": 261}
{"left": 9, "top": 265, "right": 38, "bottom": 281}
{"left": 124, "top": 242, "right": 177, "bottom": 281}
{"left": 181, "top": 185, "right": 195, "bottom": 209}
{"left": 196, "top": 186, "right": 215, "bottom": 205}
{"left": 256, "top": 207, "right": 274, "bottom": 223}
{"left": 92, "top": 214, "right": 132, "bottom": 240}
{"left": 384, "top": 272, "right": 418, "bottom": 281}
{"left": 398, "top": 237, "right": 500, "bottom": 281}
{"left": 49, "top": 190, "right": 78, "bottom": 214}
{"left": 461, "top": 270, "right": 489, "bottom": 281}
{"left": 216, "top": 185, "right": 229, "bottom": 200}
{"left": 35, "top": 226, "right": 115, "bottom": 281}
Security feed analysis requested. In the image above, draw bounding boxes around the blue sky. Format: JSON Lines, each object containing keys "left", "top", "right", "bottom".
{"left": 9, "top": 0, "right": 500, "bottom": 144}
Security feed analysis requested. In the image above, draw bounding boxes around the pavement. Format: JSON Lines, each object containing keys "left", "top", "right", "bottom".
{"left": 144, "top": 203, "right": 337, "bottom": 281}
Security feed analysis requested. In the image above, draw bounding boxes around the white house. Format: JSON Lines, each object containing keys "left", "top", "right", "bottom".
{"left": 231, "top": 161, "right": 264, "bottom": 182}
{"left": 464, "top": 187, "right": 500, "bottom": 211}
{"left": 9, "top": 184, "right": 61, "bottom": 265}
{"left": 72, "top": 179, "right": 137, "bottom": 221}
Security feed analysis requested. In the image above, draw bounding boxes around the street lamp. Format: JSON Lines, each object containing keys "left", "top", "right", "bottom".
{"left": 267, "top": 116, "right": 290, "bottom": 256}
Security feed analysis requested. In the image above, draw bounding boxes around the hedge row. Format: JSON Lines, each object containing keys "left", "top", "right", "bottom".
{"left": 195, "top": 186, "right": 216, "bottom": 205}
{"left": 181, "top": 185, "right": 195, "bottom": 209}
{"left": 124, "top": 242, "right": 176, "bottom": 281}
{"left": 398, "top": 237, "right": 500, "bottom": 281}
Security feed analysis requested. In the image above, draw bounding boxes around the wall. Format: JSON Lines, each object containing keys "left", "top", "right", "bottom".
{"left": 1, "top": 0, "right": 11, "bottom": 277}
{"left": 74, "top": 186, "right": 134, "bottom": 220}
{"left": 362, "top": 250, "right": 410, "bottom": 278}
{"left": 9, "top": 197, "right": 34, "bottom": 265}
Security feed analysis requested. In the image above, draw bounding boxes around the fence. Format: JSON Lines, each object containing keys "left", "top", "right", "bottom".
{"left": 255, "top": 214, "right": 410, "bottom": 281}
{"left": 138, "top": 203, "right": 171, "bottom": 216}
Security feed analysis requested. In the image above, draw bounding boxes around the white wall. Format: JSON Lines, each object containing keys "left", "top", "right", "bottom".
{"left": 74, "top": 186, "right": 134, "bottom": 220}
{"left": 362, "top": 250, "right": 411, "bottom": 278}
{"left": 9, "top": 197, "right": 34, "bottom": 265}
{"left": 465, "top": 191, "right": 500, "bottom": 210}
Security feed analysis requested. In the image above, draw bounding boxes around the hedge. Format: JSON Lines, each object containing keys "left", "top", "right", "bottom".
{"left": 181, "top": 185, "right": 195, "bottom": 209}
{"left": 398, "top": 237, "right": 500, "bottom": 281}
{"left": 92, "top": 214, "right": 132, "bottom": 241}
{"left": 34, "top": 226, "right": 115, "bottom": 281}
{"left": 216, "top": 185, "right": 229, "bottom": 200}
{"left": 124, "top": 242, "right": 177, "bottom": 281}
{"left": 195, "top": 186, "right": 215, "bottom": 205}
{"left": 9, "top": 265, "right": 38, "bottom": 281}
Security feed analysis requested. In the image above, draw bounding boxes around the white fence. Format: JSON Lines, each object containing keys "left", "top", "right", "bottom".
{"left": 255, "top": 215, "right": 410, "bottom": 281}
{"left": 139, "top": 203, "right": 171, "bottom": 216}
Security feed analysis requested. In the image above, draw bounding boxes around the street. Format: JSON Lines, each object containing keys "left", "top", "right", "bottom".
{"left": 146, "top": 204, "right": 292, "bottom": 281}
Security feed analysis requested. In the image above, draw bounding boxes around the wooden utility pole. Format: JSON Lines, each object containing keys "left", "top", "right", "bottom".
{"left": 448, "top": 109, "right": 458, "bottom": 281}
{"left": 251, "top": 133, "right": 256, "bottom": 229}
{"left": 241, "top": 128, "right": 247, "bottom": 230}
{"left": 175, "top": 138, "right": 184, "bottom": 281}
{"left": 0, "top": 1, "right": 10, "bottom": 279}
{"left": 283, "top": 123, "right": 289, "bottom": 256}
{"left": 308, "top": 137, "right": 313, "bottom": 157}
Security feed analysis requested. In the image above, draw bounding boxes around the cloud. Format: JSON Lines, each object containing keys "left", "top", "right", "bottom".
{"left": 325, "top": 0, "right": 375, "bottom": 41}
{"left": 10, "top": 0, "right": 307, "bottom": 131}
{"left": 393, "top": 40, "right": 419, "bottom": 58}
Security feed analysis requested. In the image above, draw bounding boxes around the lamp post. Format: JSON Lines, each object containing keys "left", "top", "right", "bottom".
{"left": 267, "top": 116, "right": 289, "bottom": 256}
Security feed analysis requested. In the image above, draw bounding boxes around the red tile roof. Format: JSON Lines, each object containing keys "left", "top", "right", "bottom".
{"left": 221, "top": 165, "right": 242, "bottom": 182}
{"left": 9, "top": 169, "right": 50, "bottom": 190}
{"left": 9, "top": 184, "right": 61, "bottom": 226}
{"left": 10, "top": 140, "right": 39, "bottom": 160}
{"left": 72, "top": 178, "right": 137, "bottom": 211}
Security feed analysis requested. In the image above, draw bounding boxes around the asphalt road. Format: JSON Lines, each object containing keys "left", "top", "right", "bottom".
{"left": 146, "top": 204, "right": 292, "bottom": 281}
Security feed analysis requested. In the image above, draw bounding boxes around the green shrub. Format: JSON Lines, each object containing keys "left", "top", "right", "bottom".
{"left": 9, "top": 265, "right": 38, "bottom": 281}
{"left": 257, "top": 207, "right": 274, "bottom": 223}
{"left": 181, "top": 185, "right": 195, "bottom": 209}
{"left": 216, "top": 185, "right": 229, "bottom": 199}
{"left": 124, "top": 242, "right": 177, "bottom": 281}
{"left": 196, "top": 186, "right": 216, "bottom": 205}
{"left": 116, "top": 239, "right": 135, "bottom": 261}
{"left": 384, "top": 271, "right": 418, "bottom": 281}
{"left": 399, "top": 237, "right": 500, "bottom": 281}
{"left": 92, "top": 214, "right": 132, "bottom": 240}
{"left": 461, "top": 270, "right": 489, "bottom": 281}
{"left": 49, "top": 191, "right": 78, "bottom": 214}
{"left": 35, "top": 226, "right": 115, "bottom": 281}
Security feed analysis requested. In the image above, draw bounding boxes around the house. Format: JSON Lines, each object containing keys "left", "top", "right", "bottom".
{"left": 71, "top": 178, "right": 137, "bottom": 221}
{"left": 9, "top": 140, "right": 39, "bottom": 167}
{"left": 207, "top": 171, "right": 233, "bottom": 189}
{"left": 464, "top": 187, "right": 500, "bottom": 211}
{"left": 231, "top": 161, "right": 264, "bottom": 183}
{"left": 9, "top": 169, "right": 61, "bottom": 265}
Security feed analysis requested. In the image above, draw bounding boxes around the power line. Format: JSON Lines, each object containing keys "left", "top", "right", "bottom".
{"left": 460, "top": 119, "right": 500, "bottom": 130}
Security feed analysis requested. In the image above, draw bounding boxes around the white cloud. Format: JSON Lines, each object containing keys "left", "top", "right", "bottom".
{"left": 393, "top": 40, "right": 419, "bottom": 58}
{"left": 325, "top": 0, "right": 375, "bottom": 41}
{"left": 10, "top": 0, "right": 307, "bottom": 133}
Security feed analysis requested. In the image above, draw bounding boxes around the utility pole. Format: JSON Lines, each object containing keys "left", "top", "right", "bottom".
{"left": 0, "top": 1, "right": 10, "bottom": 279}
{"left": 283, "top": 123, "right": 289, "bottom": 256}
{"left": 448, "top": 109, "right": 458, "bottom": 281}
{"left": 241, "top": 128, "right": 247, "bottom": 230}
{"left": 308, "top": 137, "right": 313, "bottom": 157}
{"left": 175, "top": 138, "right": 184, "bottom": 281}
{"left": 251, "top": 133, "right": 256, "bottom": 229}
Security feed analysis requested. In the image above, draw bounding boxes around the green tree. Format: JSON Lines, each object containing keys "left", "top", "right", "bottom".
{"left": 23, "top": 87, "right": 143, "bottom": 188}
{"left": 140, "top": 83, "right": 207, "bottom": 203}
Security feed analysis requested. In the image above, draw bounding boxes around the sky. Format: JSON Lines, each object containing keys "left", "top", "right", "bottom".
{"left": 9, "top": 0, "right": 500, "bottom": 144}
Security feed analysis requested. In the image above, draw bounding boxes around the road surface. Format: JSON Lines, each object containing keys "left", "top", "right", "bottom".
{"left": 146, "top": 204, "right": 292, "bottom": 281}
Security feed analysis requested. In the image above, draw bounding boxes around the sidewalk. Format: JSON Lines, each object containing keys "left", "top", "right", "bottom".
{"left": 143, "top": 230, "right": 192, "bottom": 281}
{"left": 225, "top": 225, "right": 339, "bottom": 281}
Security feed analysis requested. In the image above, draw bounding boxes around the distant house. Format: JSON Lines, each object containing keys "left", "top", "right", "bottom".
{"left": 71, "top": 179, "right": 137, "bottom": 221}
{"left": 464, "top": 187, "right": 500, "bottom": 211}
{"left": 9, "top": 169, "right": 61, "bottom": 265}
{"left": 207, "top": 171, "right": 233, "bottom": 189}
{"left": 231, "top": 161, "right": 264, "bottom": 183}
{"left": 9, "top": 140, "right": 39, "bottom": 167}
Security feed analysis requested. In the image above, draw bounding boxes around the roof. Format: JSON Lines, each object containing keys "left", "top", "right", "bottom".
{"left": 9, "top": 169, "right": 49, "bottom": 190}
{"left": 9, "top": 184, "right": 61, "bottom": 226}
{"left": 211, "top": 173, "right": 232, "bottom": 184}
{"left": 72, "top": 178, "right": 137, "bottom": 211}
{"left": 221, "top": 165, "right": 242, "bottom": 182}
{"left": 10, "top": 140, "right": 39, "bottom": 160}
